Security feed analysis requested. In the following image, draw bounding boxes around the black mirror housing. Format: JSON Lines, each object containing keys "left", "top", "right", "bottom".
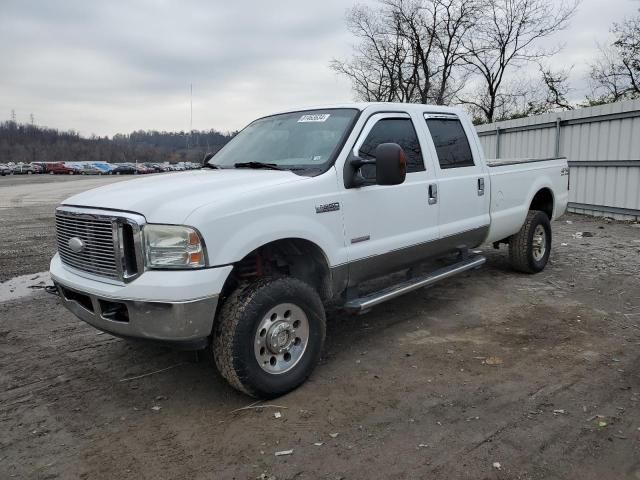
{"left": 375, "top": 143, "right": 406, "bottom": 186}
{"left": 343, "top": 143, "right": 407, "bottom": 188}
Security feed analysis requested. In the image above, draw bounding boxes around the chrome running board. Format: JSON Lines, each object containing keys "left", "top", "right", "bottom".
{"left": 344, "top": 255, "right": 486, "bottom": 313}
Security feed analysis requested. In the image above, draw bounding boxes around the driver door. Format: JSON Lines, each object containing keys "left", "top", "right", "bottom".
{"left": 340, "top": 112, "right": 440, "bottom": 285}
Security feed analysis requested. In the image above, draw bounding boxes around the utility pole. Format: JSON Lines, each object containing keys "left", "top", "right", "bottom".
{"left": 186, "top": 83, "right": 193, "bottom": 151}
{"left": 11, "top": 109, "right": 16, "bottom": 123}
{"left": 30, "top": 113, "right": 34, "bottom": 125}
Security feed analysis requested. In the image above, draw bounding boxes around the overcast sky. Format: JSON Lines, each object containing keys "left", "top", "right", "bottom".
{"left": 0, "top": 0, "right": 638, "bottom": 137}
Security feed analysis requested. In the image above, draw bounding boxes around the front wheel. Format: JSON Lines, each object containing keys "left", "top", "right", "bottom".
{"left": 508, "top": 210, "right": 551, "bottom": 273}
{"left": 213, "top": 277, "right": 326, "bottom": 398}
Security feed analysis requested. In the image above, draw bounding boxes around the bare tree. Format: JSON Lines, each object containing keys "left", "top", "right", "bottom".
{"left": 539, "top": 67, "right": 574, "bottom": 111}
{"left": 458, "top": 0, "right": 578, "bottom": 123}
{"left": 330, "top": 5, "right": 411, "bottom": 102}
{"left": 589, "top": 12, "right": 640, "bottom": 103}
{"left": 331, "top": 0, "right": 479, "bottom": 104}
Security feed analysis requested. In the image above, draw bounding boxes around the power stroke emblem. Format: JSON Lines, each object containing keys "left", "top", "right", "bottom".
{"left": 67, "top": 237, "right": 86, "bottom": 253}
{"left": 315, "top": 202, "right": 340, "bottom": 214}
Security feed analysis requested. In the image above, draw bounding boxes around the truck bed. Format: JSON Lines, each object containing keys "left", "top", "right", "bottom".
{"left": 485, "top": 156, "right": 569, "bottom": 243}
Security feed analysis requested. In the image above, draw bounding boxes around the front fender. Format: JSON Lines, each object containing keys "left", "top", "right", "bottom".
{"left": 205, "top": 214, "right": 340, "bottom": 266}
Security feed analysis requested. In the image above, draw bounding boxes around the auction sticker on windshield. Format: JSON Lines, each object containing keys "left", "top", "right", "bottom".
{"left": 298, "top": 114, "right": 330, "bottom": 122}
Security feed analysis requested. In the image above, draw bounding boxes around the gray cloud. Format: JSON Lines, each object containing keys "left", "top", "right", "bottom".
{"left": 0, "top": 0, "right": 636, "bottom": 136}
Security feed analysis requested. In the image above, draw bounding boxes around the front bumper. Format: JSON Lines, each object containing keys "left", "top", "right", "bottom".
{"left": 50, "top": 254, "right": 232, "bottom": 348}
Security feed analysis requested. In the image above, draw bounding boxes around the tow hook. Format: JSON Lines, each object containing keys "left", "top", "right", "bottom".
{"left": 44, "top": 285, "right": 60, "bottom": 296}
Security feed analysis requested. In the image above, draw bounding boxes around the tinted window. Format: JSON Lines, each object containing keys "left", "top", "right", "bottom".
{"left": 359, "top": 118, "right": 424, "bottom": 176}
{"left": 426, "top": 118, "right": 474, "bottom": 169}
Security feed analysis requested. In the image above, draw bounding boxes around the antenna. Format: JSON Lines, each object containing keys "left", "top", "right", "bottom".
{"left": 190, "top": 83, "right": 193, "bottom": 132}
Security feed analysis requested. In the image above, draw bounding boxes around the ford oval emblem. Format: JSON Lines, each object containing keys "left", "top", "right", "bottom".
{"left": 68, "top": 237, "right": 85, "bottom": 253}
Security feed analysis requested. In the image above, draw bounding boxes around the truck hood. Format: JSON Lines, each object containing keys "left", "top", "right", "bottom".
{"left": 62, "top": 169, "right": 306, "bottom": 223}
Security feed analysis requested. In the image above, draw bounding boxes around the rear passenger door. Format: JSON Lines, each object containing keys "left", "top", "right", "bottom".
{"left": 423, "top": 113, "right": 490, "bottom": 239}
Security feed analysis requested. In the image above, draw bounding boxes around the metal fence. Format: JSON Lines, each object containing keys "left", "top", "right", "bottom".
{"left": 476, "top": 99, "right": 640, "bottom": 220}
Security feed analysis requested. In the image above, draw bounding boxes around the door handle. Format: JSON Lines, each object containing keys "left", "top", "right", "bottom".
{"left": 477, "top": 178, "right": 485, "bottom": 196}
{"left": 428, "top": 184, "right": 438, "bottom": 205}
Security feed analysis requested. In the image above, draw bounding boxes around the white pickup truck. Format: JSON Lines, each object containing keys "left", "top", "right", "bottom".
{"left": 50, "top": 103, "right": 569, "bottom": 397}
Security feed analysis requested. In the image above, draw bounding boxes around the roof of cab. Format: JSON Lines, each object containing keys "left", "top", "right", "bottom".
{"left": 271, "top": 102, "right": 463, "bottom": 116}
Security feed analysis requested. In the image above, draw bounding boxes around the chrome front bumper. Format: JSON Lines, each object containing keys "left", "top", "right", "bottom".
{"left": 50, "top": 253, "right": 232, "bottom": 349}
{"left": 54, "top": 282, "right": 218, "bottom": 349}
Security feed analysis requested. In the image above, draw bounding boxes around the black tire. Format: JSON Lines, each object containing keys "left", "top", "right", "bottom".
{"left": 508, "top": 210, "right": 552, "bottom": 273}
{"left": 212, "top": 277, "right": 326, "bottom": 398}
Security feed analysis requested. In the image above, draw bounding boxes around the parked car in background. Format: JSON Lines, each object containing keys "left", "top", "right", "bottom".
{"left": 92, "top": 162, "right": 114, "bottom": 175}
{"left": 0, "top": 164, "right": 10, "bottom": 176}
{"left": 11, "top": 163, "right": 42, "bottom": 174}
{"left": 31, "top": 162, "right": 49, "bottom": 173}
{"left": 136, "top": 164, "right": 155, "bottom": 174}
{"left": 141, "top": 162, "right": 163, "bottom": 173}
{"left": 110, "top": 163, "right": 137, "bottom": 175}
{"left": 75, "top": 163, "right": 103, "bottom": 175}
{"left": 47, "top": 162, "right": 76, "bottom": 175}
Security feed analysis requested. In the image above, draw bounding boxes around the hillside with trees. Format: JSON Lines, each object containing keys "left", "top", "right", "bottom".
{"left": 0, "top": 119, "right": 235, "bottom": 165}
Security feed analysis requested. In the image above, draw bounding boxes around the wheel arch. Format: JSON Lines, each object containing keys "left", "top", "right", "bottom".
{"left": 529, "top": 187, "right": 555, "bottom": 219}
{"left": 219, "top": 237, "right": 335, "bottom": 303}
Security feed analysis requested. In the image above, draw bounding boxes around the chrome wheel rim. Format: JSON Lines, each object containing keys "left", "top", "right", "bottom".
{"left": 532, "top": 224, "right": 547, "bottom": 261}
{"left": 254, "top": 303, "right": 309, "bottom": 374}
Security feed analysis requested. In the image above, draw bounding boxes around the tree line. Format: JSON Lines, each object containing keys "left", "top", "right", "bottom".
{"left": 0, "top": 120, "right": 235, "bottom": 165}
{"left": 332, "top": 0, "right": 640, "bottom": 124}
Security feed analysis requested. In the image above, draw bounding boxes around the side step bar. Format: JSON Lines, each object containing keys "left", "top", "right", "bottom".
{"left": 344, "top": 255, "right": 486, "bottom": 313}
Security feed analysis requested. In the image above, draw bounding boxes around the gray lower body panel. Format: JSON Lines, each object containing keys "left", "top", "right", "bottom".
{"left": 335, "top": 226, "right": 489, "bottom": 289}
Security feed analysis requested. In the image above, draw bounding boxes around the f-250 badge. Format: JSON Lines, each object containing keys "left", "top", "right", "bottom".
{"left": 315, "top": 202, "right": 340, "bottom": 214}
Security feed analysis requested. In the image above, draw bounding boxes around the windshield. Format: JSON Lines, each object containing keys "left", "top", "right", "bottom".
{"left": 209, "top": 108, "right": 358, "bottom": 174}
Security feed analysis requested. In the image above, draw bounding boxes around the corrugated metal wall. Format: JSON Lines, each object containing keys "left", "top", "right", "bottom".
{"left": 476, "top": 99, "right": 640, "bottom": 220}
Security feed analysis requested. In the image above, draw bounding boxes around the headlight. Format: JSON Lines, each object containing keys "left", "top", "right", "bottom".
{"left": 143, "top": 225, "right": 206, "bottom": 268}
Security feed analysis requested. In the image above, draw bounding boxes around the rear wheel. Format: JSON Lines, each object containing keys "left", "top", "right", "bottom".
{"left": 213, "top": 277, "right": 326, "bottom": 398}
{"left": 508, "top": 210, "right": 551, "bottom": 273}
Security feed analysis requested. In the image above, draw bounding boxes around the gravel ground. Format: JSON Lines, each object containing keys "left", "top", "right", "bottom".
{"left": 0, "top": 176, "right": 639, "bottom": 480}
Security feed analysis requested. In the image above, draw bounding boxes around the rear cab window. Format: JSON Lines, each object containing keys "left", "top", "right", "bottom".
{"left": 425, "top": 117, "right": 475, "bottom": 169}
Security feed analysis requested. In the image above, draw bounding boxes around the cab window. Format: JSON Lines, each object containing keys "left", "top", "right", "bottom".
{"left": 425, "top": 118, "right": 474, "bottom": 169}
{"left": 359, "top": 118, "right": 424, "bottom": 178}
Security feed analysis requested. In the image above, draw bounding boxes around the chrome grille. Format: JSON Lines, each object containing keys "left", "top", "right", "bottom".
{"left": 55, "top": 211, "right": 119, "bottom": 279}
{"left": 55, "top": 207, "right": 145, "bottom": 282}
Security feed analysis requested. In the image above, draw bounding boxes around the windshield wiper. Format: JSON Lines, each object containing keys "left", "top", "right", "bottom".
{"left": 234, "top": 161, "right": 283, "bottom": 171}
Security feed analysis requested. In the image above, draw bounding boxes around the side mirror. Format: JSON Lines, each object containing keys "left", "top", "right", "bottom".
{"left": 374, "top": 143, "right": 406, "bottom": 186}
{"left": 344, "top": 143, "right": 407, "bottom": 188}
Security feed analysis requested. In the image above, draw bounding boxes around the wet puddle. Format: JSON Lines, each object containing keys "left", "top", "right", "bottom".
{"left": 0, "top": 271, "right": 50, "bottom": 303}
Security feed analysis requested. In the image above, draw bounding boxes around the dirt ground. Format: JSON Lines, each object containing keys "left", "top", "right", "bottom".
{"left": 1, "top": 176, "right": 639, "bottom": 480}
